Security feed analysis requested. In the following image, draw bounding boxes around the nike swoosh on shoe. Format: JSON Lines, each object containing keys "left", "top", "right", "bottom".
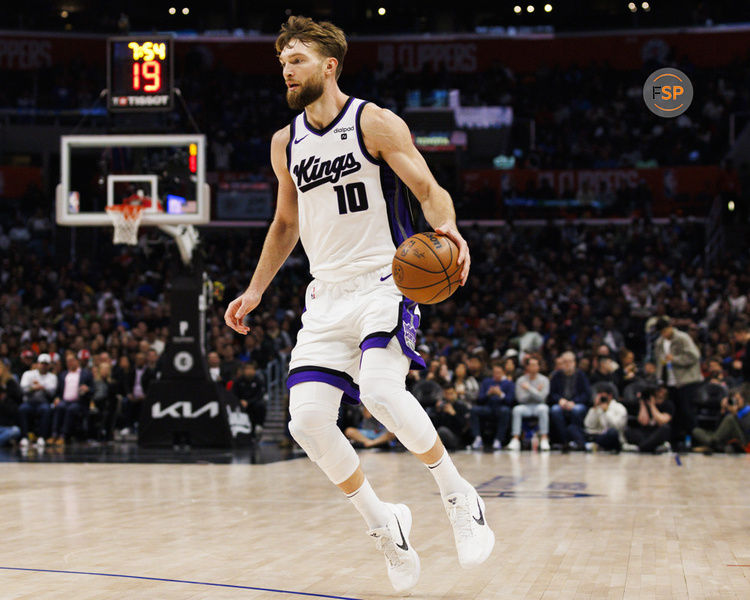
{"left": 394, "top": 516, "right": 409, "bottom": 551}
{"left": 473, "top": 498, "right": 485, "bottom": 526}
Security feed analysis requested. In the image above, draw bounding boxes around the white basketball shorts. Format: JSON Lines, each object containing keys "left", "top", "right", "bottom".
{"left": 287, "top": 264, "right": 425, "bottom": 404}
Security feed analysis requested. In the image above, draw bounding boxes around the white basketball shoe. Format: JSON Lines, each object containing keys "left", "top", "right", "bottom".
{"left": 445, "top": 490, "right": 495, "bottom": 568}
{"left": 368, "top": 503, "right": 420, "bottom": 593}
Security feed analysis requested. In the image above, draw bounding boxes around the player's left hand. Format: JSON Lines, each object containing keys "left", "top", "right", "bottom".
{"left": 435, "top": 223, "right": 470, "bottom": 285}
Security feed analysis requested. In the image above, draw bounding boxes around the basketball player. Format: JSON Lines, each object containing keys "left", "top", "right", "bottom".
{"left": 225, "top": 16, "right": 494, "bottom": 592}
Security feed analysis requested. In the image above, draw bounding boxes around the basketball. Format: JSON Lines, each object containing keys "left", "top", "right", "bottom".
{"left": 392, "top": 232, "right": 462, "bottom": 304}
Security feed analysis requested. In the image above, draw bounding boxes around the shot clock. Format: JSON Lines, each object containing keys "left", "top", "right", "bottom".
{"left": 107, "top": 36, "right": 174, "bottom": 112}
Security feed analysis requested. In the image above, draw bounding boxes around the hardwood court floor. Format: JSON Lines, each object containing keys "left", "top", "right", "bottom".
{"left": 1, "top": 448, "right": 748, "bottom": 599}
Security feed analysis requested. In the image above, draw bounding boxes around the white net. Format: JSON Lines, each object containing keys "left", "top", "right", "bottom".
{"left": 106, "top": 205, "right": 144, "bottom": 245}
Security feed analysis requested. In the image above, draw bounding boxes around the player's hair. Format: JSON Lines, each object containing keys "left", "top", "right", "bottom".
{"left": 275, "top": 15, "right": 347, "bottom": 80}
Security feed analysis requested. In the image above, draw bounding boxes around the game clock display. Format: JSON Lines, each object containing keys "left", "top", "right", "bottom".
{"left": 107, "top": 36, "right": 174, "bottom": 112}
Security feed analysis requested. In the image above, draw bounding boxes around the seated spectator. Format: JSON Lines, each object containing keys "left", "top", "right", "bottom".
{"left": 14, "top": 349, "right": 36, "bottom": 381}
{"left": 344, "top": 406, "right": 395, "bottom": 449}
{"left": 734, "top": 320, "right": 749, "bottom": 383}
{"left": 623, "top": 384, "right": 673, "bottom": 453}
{"left": 113, "top": 354, "right": 133, "bottom": 436}
{"left": 507, "top": 356, "right": 550, "bottom": 451}
{"left": 549, "top": 351, "right": 591, "bottom": 449}
{"left": 700, "top": 356, "right": 730, "bottom": 424}
{"left": 602, "top": 316, "right": 625, "bottom": 354}
{"left": 49, "top": 351, "right": 93, "bottom": 446}
{"left": 452, "top": 362, "right": 478, "bottom": 405}
{"left": 220, "top": 344, "right": 241, "bottom": 384}
{"left": 584, "top": 382, "right": 628, "bottom": 452}
{"left": 469, "top": 361, "right": 514, "bottom": 451}
{"left": 91, "top": 361, "right": 121, "bottom": 442}
{"left": 0, "top": 361, "right": 21, "bottom": 447}
{"left": 463, "top": 356, "right": 485, "bottom": 403}
{"left": 619, "top": 349, "right": 639, "bottom": 390}
{"left": 410, "top": 376, "right": 443, "bottom": 410}
{"left": 19, "top": 353, "right": 56, "bottom": 448}
{"left": 123, "top": 351, "right": 155, "bottom": 432}
{"left": 431, "top": 382, "right": 471, "bottom": 450}
{"left": 692, "top": 386, "right": 750, "bottom": 453}
{"left": 207, "top": 351, "right": 227, "bottom": 385}
{"left": 589, "top": 345, "right": 622, "bottom": 390}
{"left": 232, "top": 362, "right": 266, "bottom": 438}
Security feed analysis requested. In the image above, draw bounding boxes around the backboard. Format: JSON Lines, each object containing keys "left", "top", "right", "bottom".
{"left": 57, "top": 134, "right": 209, "bottom": 226}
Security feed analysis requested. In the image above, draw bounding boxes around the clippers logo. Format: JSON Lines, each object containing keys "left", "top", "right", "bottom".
{"left": 643, "top": 68, "right": 693, "bottom": 118}
{"left": 292, "top": 153, "right": 361, "bottom": 192}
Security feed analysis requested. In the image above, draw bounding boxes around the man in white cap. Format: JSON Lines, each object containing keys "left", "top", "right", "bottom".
{"left": 19, "top": 353, "right": 57, "bottom": 448}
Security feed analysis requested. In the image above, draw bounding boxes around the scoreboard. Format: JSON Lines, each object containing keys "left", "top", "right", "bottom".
{"left": 107, "top": 36, "right": 174, "bottom": 112}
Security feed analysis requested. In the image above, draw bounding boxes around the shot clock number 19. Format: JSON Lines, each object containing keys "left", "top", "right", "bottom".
{"left": 107, "top": 36, "right": 174, "bottom": 112}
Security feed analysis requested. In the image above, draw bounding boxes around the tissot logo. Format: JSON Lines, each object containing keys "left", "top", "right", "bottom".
{"left": 293, "top": 153, "right": 362, "bottom": 192}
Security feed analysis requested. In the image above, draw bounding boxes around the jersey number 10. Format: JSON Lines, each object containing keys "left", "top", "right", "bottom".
{"left": 334, "top": 182, "right": 369, "bottom": 215}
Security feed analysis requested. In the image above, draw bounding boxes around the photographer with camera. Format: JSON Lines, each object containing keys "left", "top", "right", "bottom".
{"left": 692, "top": 386, "right": 750, "bottom": 453}
{"left": 583, "top": 382, "right": 628, "bottom": 452}
{"left": 623, "top": 384, "right": 674, "bottom": 453}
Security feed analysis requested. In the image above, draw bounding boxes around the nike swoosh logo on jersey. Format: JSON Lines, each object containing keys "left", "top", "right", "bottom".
{"left": 473, "top": 498, "right": 485, "bottom": 526}
{"left": 394, "top": 516, "right": 409, "bottom": 551}
{"left": 380, "top": 273, "right": 392, "bottom": 281}
{"left": 293, "top": 134, "right": 309, "bottom": 144}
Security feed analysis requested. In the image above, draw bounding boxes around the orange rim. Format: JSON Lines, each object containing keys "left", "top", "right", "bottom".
{"left": 106, "top": 205, "right": 145, "bottom": 220}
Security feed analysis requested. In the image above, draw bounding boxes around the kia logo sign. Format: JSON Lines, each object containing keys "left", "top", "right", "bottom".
{"left": 151, "top": 401, "right": 219, "bottom": 419}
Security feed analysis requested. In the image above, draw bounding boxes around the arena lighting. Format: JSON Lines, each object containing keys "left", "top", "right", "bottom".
{"left": 168, "top": 7, "right": 176, "bottom": 15}
{"left": 182, "top": 7, "right": 189, "bottom": 15}
{"left": 61, "top": 10, "right": 69, "bottom": 18}
{"left": 642, "top": 1, "right": 650, "bottom": 10}
{"left": 544, "top": 4, "right": 553, "bottom": 12}
{"left": 514, "top": 5, "right": 522, "bottom": 13}
{"left": 628, "top": 2, "right": 637, "bottom": 12}
{"left": 527, "top": 5, "right": 535, "bottom": 13}
{"left": 728, "top": 200, "right": 736, "bottom": 212}
{"left": 378, "top": 7, "right": 386, "bottom": 16}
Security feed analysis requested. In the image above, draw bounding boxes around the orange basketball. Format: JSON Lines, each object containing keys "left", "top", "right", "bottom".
{"left": 392, "top": 232, "right": 462, "bottom": 304}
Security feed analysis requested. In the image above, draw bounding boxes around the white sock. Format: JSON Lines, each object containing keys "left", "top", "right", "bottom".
{"left": 427, "top": 449, "right": 473, "bottom": 498}
{"left": 347, "top": 478, "right": 392, "bottom": 530}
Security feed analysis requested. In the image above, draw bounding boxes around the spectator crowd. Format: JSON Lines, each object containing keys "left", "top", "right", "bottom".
{"left": 1, "top": 205, "right": 748, "bottom": 454}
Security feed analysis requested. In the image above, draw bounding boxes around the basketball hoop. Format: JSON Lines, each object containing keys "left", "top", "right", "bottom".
{"left": 106, "top": 204, "right": 144, "bottom": 245}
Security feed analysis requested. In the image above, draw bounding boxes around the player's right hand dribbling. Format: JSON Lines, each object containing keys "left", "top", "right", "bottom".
{"left": 224, "top": 290, "right": 262, "bottom": 335}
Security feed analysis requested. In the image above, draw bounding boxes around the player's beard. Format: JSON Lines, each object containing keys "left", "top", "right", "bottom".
{"left": 286, "top": 71, "right": 325, "bottom": 110}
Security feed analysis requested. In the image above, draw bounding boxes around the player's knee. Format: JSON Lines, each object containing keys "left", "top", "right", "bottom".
{"left": 359, "top": 377, "right": 437, "bottom": 455}
{"left": 288, "top": 412, "right": 359, "bottom": 484}
{"left": 288, "top": 409, "right": 332, "bottom": 461}
{"left": 359, "top": 379, "right": 402, "bottom": 431}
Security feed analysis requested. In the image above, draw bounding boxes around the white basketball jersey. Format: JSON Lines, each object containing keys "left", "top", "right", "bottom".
{"left": 287, "top": 97, "right": 416, "bottom": 282}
